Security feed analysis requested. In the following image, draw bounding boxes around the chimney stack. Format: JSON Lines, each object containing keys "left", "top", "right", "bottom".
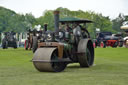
{"left": 54, "top": 11, "right": 59, "bottom": 32}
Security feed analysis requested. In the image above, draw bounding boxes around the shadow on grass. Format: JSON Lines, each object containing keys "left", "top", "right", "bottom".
{"left": 67, "top": 65, "right": 81, "bottom": 69}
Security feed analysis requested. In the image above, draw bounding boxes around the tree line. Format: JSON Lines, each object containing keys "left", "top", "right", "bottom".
{"left": 0, "top": 6, "right": 128, "bottom": 38}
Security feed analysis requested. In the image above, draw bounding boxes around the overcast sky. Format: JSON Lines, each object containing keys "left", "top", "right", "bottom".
{"left": 0, "top": 0, "right": 128, "bottom": 19}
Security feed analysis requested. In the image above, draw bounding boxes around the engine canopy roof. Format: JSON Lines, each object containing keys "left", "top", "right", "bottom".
{"left": 59, "top": 17, "right": 93, "bottom": 23}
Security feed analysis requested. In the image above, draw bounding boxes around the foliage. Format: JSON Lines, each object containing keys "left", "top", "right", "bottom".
{"left": 0, "top": 6, "right": 36, "bottom": 33}
{"left": 112, "top": 13, "right": 124, "bottom": 32}
{"left": 36, "top": 10, "right": 54, "bottom": 30}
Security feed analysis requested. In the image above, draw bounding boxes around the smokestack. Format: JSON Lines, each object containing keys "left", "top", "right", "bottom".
{"left": 44, "top": 24, "right": 47, "bottom": 32}
{"left": 54, "top": 11, "right": 59, "bottom": 32}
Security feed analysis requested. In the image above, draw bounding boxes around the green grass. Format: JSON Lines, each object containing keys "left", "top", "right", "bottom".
{"left": 0, "top": 47, "right": 128, "bottom": 85}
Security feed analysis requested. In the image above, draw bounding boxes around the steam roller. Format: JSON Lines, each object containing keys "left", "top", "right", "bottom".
{"left": 32, "top": 39, "right": 94, "bottom": 72}
{"left": 32, "top": 11, "right": 94, "bottom": 72}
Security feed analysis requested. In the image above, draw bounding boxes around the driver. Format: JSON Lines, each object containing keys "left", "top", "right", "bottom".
{"left": 80, "top": 25, "right": 90, "bottom": 38}
{"left": 73, "top": 23, "right": 82, "bottom": 37}
{"left": 65, "top": 24, "right": 72, "bottom": 32}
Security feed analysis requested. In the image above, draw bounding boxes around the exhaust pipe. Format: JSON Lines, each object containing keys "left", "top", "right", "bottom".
{"left": 54, "top": 11, "right": 59, "bottom": 33}
{"left": 44, "top": 24, "right": 47, "bottom": 32}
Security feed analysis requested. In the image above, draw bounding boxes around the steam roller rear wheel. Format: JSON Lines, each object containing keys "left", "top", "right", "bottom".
{"left": 78, "top": 48, "right": 92, "bottom": 67}
{"left": 32, "top": 48, "right": 67, "bottom": 72}
{"left": 78, "top": 39, "right": 94, "bottom": 67}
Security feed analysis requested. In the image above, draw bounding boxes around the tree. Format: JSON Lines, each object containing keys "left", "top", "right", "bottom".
{"left": 0, "top": 6, "right": 36, "bottom": 33}
{"left": 36, "top": 10, "right": 54, "bottom": 30}
{"left": 112, "top": 13, "right": 125, "bottom": 32}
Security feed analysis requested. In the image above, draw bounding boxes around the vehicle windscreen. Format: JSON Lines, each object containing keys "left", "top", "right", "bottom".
{"left": 99, "top": 32, "right": 112, "bottom": 37}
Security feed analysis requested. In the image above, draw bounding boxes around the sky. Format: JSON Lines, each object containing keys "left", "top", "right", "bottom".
{"left": 0, "top": 0, "right": 128, "bottom": 19}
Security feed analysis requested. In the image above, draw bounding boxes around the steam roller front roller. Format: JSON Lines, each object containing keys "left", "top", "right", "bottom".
{"left": 32, "top": 48, "right": 67, "bottom": 72}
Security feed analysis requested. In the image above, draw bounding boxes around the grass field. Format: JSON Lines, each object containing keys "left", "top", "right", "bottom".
{"left": 0, "top": 47, "right": 128, "bottom": 85}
